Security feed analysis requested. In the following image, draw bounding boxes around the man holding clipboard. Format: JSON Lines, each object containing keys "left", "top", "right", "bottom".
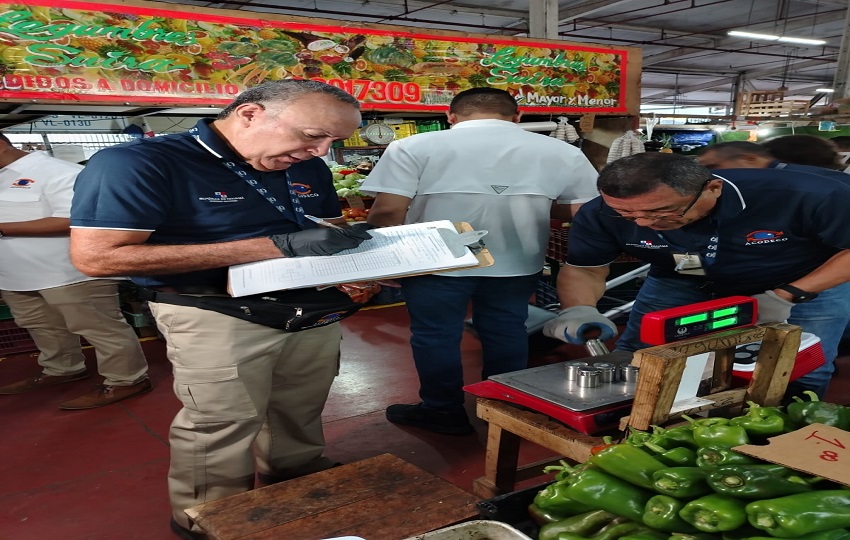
{"left": 362, "top": 88, "right": 598, "bottom": 435}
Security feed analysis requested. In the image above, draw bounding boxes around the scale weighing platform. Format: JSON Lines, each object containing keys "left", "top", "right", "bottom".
{"left": 464, "top": 296, "right": 761, "bottom": 435}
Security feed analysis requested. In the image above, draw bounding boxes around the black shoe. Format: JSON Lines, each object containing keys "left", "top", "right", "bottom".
{"left": 257, "top": 458, "right": 342, "bottom": 485}
{"left": 169, "top": 518, "right": 207, "bottom": 539}
{"left": 386, "top": 403, "right": 475, "bottom": 435}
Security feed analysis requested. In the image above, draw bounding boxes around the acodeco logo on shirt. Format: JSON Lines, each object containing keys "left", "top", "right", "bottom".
{"left": 291, "top": 183, "right": 320, "bottom": 198}
{"left": 199, "top": 191, "right": 246, "bottom": 203}
{"left": 11, "top": 178, "right": 35, "bottom": 188}
{"left": 745, "top": 230, "right": 787, "bottom": 245}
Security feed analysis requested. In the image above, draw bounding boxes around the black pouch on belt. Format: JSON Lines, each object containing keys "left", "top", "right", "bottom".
{"left": 141, "top": 288, "right": 363, "bottom": 332}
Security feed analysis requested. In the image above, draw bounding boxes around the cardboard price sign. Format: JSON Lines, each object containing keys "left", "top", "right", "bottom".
{"left": 734, "top": 423, "right": 850, "bottom": 486}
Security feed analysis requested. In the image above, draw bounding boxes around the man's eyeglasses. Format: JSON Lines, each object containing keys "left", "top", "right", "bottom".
{"left": 599, "top": 179, "right": 711, "bottom": 222}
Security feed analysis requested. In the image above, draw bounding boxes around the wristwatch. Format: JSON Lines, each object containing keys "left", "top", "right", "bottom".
{"left": 775, "top": 284, "right": 819, "bottom": 303}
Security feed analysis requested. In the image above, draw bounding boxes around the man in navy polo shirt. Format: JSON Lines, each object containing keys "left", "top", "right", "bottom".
{"left": 69, "top": 80, "right": 370, "bottom": 539}
{"left": 543, "top": 152, "right": 850, "bottom": 401}
{"left": 696, "top": 140, "right": 850, "bottom": 185}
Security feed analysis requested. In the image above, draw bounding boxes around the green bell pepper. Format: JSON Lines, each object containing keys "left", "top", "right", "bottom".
{"left": 670, "top": 534, "right": 723, "bottom": 540}
{"left": 642, "top": 494, "right": 700, "bottom": 533}
{"left": 729, "top": 401, "right": 792, "bottom": 439}
{"left": 696, "top": 446, "right": 759, "bottom": 468}
{"left": 529, "top": 503, "right": 576, "bottom": 525}
{"left": 626, "top": 428, "right": 656, "bottom": 448}
{"left": 731, "top": 530, "right": 850, "bottom": 540}
{"left": 787, "top": 391, "right": 850, "bottom": 430}
{"left": 746, "top": 490, "right": 850, "bottom": 538}
{"left": 644, "top": 442, "right": 698, "bottom": 467}
{"left": 535, "top": 481, "right": 597, "bottom": 515}
{"left": 619, "top": 532, "right": 669, "bottom": 540}
{"left": 682, "top": 416, "right": 750, "bottom": 448}
{"left": 650, "top": 424, "right": 698, "bottom": 449}
{"left": 679, "top": 493, "right": 749, "bottom": 533}
{"left": 555, "top": 517, "right": 638, "bottom": 540}
{"left": 705, "top": 465, "right": 815, "bottom": 499}
{"left": 652, "top": 467, "right": 713, "bottom": 498}
{"left": 538, "top": 509, "right": 620, "bottom": 540}
{"left": 591, "top": 442, "right": 668, "bottom": 490}
{"left": 563, "top": 465, "right": 655, "bottom": 524}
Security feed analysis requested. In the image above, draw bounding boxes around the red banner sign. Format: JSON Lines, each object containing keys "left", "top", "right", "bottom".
{"left": 0, "top": 0, "right": 630, "bottom": 113}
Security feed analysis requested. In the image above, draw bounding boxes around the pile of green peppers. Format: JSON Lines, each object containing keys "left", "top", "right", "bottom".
{"left": 528, "top": 398, "right": 850, "bottom": 540}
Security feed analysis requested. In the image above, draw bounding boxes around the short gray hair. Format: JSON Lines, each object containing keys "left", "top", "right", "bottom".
{"left": 218, "top": 79, "right": 360, "bottom": 119}
{"left": 599, "top": 153, "right": 712, "bottom": 197}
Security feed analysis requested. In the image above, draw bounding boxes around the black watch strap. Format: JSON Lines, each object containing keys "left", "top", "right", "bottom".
{"left": 776, "top": 284, "right": 818, "bottom": 303}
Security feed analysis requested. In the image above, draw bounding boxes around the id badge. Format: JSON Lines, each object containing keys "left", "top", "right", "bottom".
{"left": 673, "top": 253, "right": 706, "bottom": 276}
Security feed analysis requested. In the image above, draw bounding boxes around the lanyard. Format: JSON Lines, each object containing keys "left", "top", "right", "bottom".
{"left": 655, "top": 229, "right": 719, "bottom": 267}
{"left": 190, "top": 127, "right": 307, "bottom": 226}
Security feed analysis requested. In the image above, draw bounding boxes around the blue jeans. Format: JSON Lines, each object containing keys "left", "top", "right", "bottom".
{"left": 399, "top": 273, "right": 541, "bottom": 410}
{"left": 616, "top": 275, "right": 850, "bottom": 398}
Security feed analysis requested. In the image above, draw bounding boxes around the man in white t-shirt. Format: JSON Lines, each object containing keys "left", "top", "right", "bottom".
{"left": 361, "top": 88, "right": 599, "bottom": 435}
{"left": 0, "top": 133, "right": 150, "bottom": 409}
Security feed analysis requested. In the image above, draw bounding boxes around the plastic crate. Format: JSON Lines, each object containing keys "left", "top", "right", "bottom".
{"left": 547, "top": 220, "right": 642, "bottom": 264}
{"left": 476, "top": 482, "right": 548, "bottom": 539}
{"left": 405, "top": 520, "right": 532, "bottom": 540}
{"left": 0, "top": 320, "right": 38, "bottom": 355}
{"left": 390, "top": 121, "right": 418, "bottom": 139}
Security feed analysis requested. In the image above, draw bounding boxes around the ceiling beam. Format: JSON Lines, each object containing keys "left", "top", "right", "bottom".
{"left": 556, "top": 0, "right": 633, "bottom": 23}
{"left": 642, "top": 59, "right": 828, "bottom": 100}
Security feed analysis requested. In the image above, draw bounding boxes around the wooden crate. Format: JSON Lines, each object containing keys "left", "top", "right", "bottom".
{"left": 622, "top": 322, "right": 802, "bottom": 430}
{"left": 186, "top": 453, "right": 477, "bottom": 540}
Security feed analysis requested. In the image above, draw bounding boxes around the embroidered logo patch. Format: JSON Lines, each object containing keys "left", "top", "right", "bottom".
{"left": 745, "top": 230, "right": 786, "bottom": 245}
{"left": 291, "top": 182, "right": 319, "bottom": 198}
{"left": 11, "top": 178, "right": 34, "bottom": 187}
{"left": 491, "top": 185, "right": 509, "bottom": 194}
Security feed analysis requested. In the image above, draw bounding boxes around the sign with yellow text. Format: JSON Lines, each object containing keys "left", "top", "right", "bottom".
{"left": 0, "top": 0, "right": 631, "bottom": 112}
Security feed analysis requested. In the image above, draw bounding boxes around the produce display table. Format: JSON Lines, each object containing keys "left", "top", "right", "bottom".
{"left": 471, "top": 322, "right": 803, "bottom": 498}
{"left": 186, "top": 453, "right": 478, "bottom": 540}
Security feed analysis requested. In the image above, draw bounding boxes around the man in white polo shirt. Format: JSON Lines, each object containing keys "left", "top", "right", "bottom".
{"left": 362, "top": 87, "right": 599, "bottom": 434}
{"left": 0, "top": 132, "right": 150, "bottom": 409}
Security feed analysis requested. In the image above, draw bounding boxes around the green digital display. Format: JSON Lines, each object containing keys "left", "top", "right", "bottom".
{"left": 710, "top": 317, "right": 739, "bottom": 330}
{"left": 677, "top": 313, "right": 709, "bottom": 325}
{"left": 712, "top": 306, "right": 739, "bottom": 318}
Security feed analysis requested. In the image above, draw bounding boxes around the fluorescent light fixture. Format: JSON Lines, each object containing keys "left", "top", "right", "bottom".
{"left": 816, "top": 88, "right": 835, "bottom": 93}
{"left": 778, "top": 36, "right": 826, "bottom": 45}
{"left": 728, "top": 30, "right": 826, "bottom": 46}
{"left": 729, "top": 30, "right": 779, "bottom": 41}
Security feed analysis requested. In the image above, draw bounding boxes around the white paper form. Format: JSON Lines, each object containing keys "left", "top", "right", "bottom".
{"left": 227, "top": 220, "right": 482, "bottom": 296}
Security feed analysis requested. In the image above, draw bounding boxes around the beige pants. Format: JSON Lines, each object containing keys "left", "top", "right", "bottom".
{"left": 1, "top": 279, "right": 148, "bottom": 386}
{"left": 148, "top": 302, "right": 341, "bottom": 529}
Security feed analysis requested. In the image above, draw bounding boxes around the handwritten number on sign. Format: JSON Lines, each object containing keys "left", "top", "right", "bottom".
{"left": 805, "top": 430, "right": 846, "bottom": 461}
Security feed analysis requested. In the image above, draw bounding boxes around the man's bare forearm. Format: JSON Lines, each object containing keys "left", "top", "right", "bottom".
{"left": 70, "top": 235, "right": 281, "bottom": 277}
{"left": 1, "top": 217, "right": 70, "bottom": 237}
{"left": 557, "top": 264, "right": 610, "bottom": 308}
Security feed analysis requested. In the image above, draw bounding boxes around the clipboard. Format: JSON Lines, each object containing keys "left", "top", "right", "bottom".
{"left": 226, "top": 220, "right": 493, "bottom": 297}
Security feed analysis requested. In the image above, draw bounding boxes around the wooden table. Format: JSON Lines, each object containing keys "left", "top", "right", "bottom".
{"left": 185, "top": 453, "right": 478, "bottom": 540}
{"left": 471, "top": 322, "right": 803, "bottom": 498}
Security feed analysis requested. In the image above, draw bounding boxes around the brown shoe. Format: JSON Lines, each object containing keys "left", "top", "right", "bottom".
{"left": 58, "top": 378, "right": 153, "bottom": 410}
{"left": 0, "top": 370, "right": 90, "bottom": 395}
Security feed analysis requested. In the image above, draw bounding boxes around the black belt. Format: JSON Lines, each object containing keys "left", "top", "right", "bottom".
{"left": 138, "top": 287, "right": 228, "bottom": 307}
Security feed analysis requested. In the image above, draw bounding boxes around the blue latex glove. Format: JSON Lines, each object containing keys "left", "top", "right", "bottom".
{"left": 542, "top": 305, "right": 618, "bottom": 344}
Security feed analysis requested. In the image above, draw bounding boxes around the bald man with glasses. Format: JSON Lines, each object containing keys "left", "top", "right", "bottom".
{"left": 543, "top": 152, "right": 850, "bottom": 401}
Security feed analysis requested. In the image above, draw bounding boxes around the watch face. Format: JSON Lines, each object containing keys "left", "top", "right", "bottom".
{"left": 361, "top": 124, "right": 395, "bottom": 145}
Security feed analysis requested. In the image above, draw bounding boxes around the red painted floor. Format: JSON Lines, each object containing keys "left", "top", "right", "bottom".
{"left": 0, "top": 304, "right": 847, "bottom": 539}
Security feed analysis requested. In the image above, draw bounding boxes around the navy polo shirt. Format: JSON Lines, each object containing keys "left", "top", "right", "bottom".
{"left": 768, "top": 160, "right": 850, "bottom": 186}
{"left": 71, "top": 119, "right": 340, "bottom": 289}
{"left": 566, "top": 168, "right": 850, "bottom": 296}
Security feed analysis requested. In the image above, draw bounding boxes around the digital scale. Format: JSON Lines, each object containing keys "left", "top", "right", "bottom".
{"left": 464, "top": 296, "right": 819, "bottom": 435}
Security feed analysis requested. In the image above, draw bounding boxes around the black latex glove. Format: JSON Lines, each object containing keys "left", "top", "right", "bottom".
{"left": 270, "top": 226, "right": 372, "bottom": 257}
{"left": 348, "top": 222, "right": 378, "bottom": 232}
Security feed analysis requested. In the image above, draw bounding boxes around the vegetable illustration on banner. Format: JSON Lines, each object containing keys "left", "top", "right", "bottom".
{"left": 0, "top": 0, "right": 628, "bottom": 112}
